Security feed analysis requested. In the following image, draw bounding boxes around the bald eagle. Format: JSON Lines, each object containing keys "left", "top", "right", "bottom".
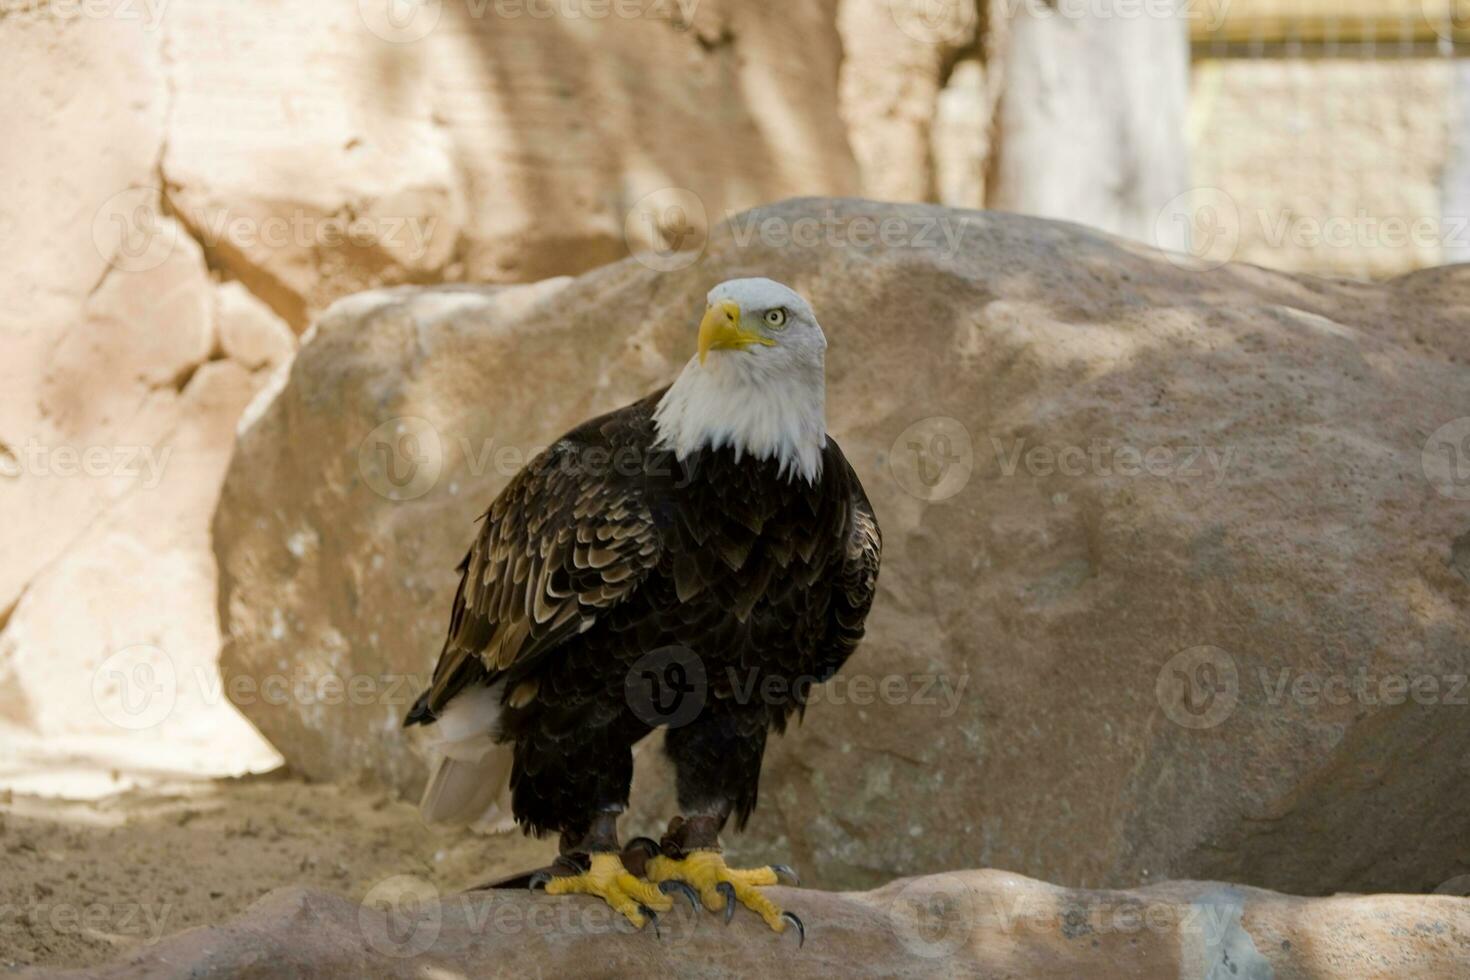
{"left": 405, "top": 278, "right": 881, "bottom": 941}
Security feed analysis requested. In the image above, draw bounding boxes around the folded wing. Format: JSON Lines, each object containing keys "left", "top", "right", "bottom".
{"left": 413, "top": 437, "right": 664, "bottom": 720}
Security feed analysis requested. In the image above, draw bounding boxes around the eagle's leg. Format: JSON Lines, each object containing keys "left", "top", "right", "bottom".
{"left": 532, "top": 807, "right": 682, "bottom": 931}
{"left": 643, "top": 718, "right": 804, "bottom": 943}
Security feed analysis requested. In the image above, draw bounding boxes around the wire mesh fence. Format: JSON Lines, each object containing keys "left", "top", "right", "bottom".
{"left": 1184, "top": 0, "right": 1468, "bottom": 276}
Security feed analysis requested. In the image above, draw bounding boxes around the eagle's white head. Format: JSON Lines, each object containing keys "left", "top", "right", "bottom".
{"left": 653, "top": 277, "right": 827, "bottom": 483}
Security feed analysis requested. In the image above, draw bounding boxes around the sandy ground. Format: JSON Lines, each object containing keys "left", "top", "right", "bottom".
{"left": 0, "top": 770, "right": 558, "bottom": 972}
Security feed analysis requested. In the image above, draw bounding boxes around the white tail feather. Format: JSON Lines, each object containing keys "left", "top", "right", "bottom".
{"left": 417, "top": 684, "right": 516, "bottom": 833}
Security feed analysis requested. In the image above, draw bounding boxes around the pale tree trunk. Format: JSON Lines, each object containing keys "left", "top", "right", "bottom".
{"left": 842, "top": 0, "right": 1192, "bottom": 248}
{"left": 983, "top": 0, "right": 1192, "bottom": 249}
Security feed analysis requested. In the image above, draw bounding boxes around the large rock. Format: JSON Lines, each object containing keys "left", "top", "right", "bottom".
{"left": 28, "top": 873, "right": 1470, "bottom": 978}
{"left": 215, "top": 198, "right": 1470, "bottom": 896}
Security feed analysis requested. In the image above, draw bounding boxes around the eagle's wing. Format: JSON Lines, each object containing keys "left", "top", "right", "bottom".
{"left": 416, "top": 435, "right": 663, "bottom": 717}
{"left": 817, "top": 444, "right": 882, "bottom": 680}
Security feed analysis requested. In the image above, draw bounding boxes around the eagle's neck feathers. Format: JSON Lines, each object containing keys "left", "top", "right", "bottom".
{"left": 653, "top": 353, "right": 826, "bottom": 484}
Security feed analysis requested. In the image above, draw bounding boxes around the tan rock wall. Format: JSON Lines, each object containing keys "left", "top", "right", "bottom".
{"left": 162, "top": 0, "right": 861, "bottom": 329}
{"left": 1189, "top": 56, "right": 1460, "bottom": 278}
{"left": 0, "top": 0, "right": 864, "bottom": 793}
{"left": 0, "top": 10, "right": 284, "bottom": 792}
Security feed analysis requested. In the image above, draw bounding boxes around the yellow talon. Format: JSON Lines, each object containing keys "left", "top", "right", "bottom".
{"left": 541, "top": 853, "right": 673, "bottom": 929}
{"left": 645, "top": 851, "right": 794, "bottom": 934}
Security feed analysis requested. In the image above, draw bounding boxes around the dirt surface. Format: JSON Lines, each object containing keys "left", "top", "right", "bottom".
{"left": 0, "top": 770, "right": 556, "bottom": 971}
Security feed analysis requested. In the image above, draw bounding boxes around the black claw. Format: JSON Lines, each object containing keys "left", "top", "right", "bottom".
{"left": 780, "top": 911, "right": 805, "bottom": 948}
{"left": 771, "top": 864, "right": 801, "bottom": 887}
{"left": 625, "top": 836, "right": 662, "bottom": 859}
{"left": 660, "top": 879, "right": 700, "bottom": 914}
{"left": 528, "top": 871, "right": 552, "bottom": 892}
{"left": 639, "top": 905, "right": 661, "bottom": 939}
{"left": 717, "top": 881, "right": 737, "bottom": 925}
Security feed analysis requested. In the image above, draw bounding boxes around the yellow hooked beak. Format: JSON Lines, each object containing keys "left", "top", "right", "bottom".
{"left": 698, "top": 300, "right": 776, "bottom": 365}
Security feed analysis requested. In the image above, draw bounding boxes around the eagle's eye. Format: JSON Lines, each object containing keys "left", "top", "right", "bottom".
{"left": 764, "top": 308, "right": 788, "bottom": 329}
